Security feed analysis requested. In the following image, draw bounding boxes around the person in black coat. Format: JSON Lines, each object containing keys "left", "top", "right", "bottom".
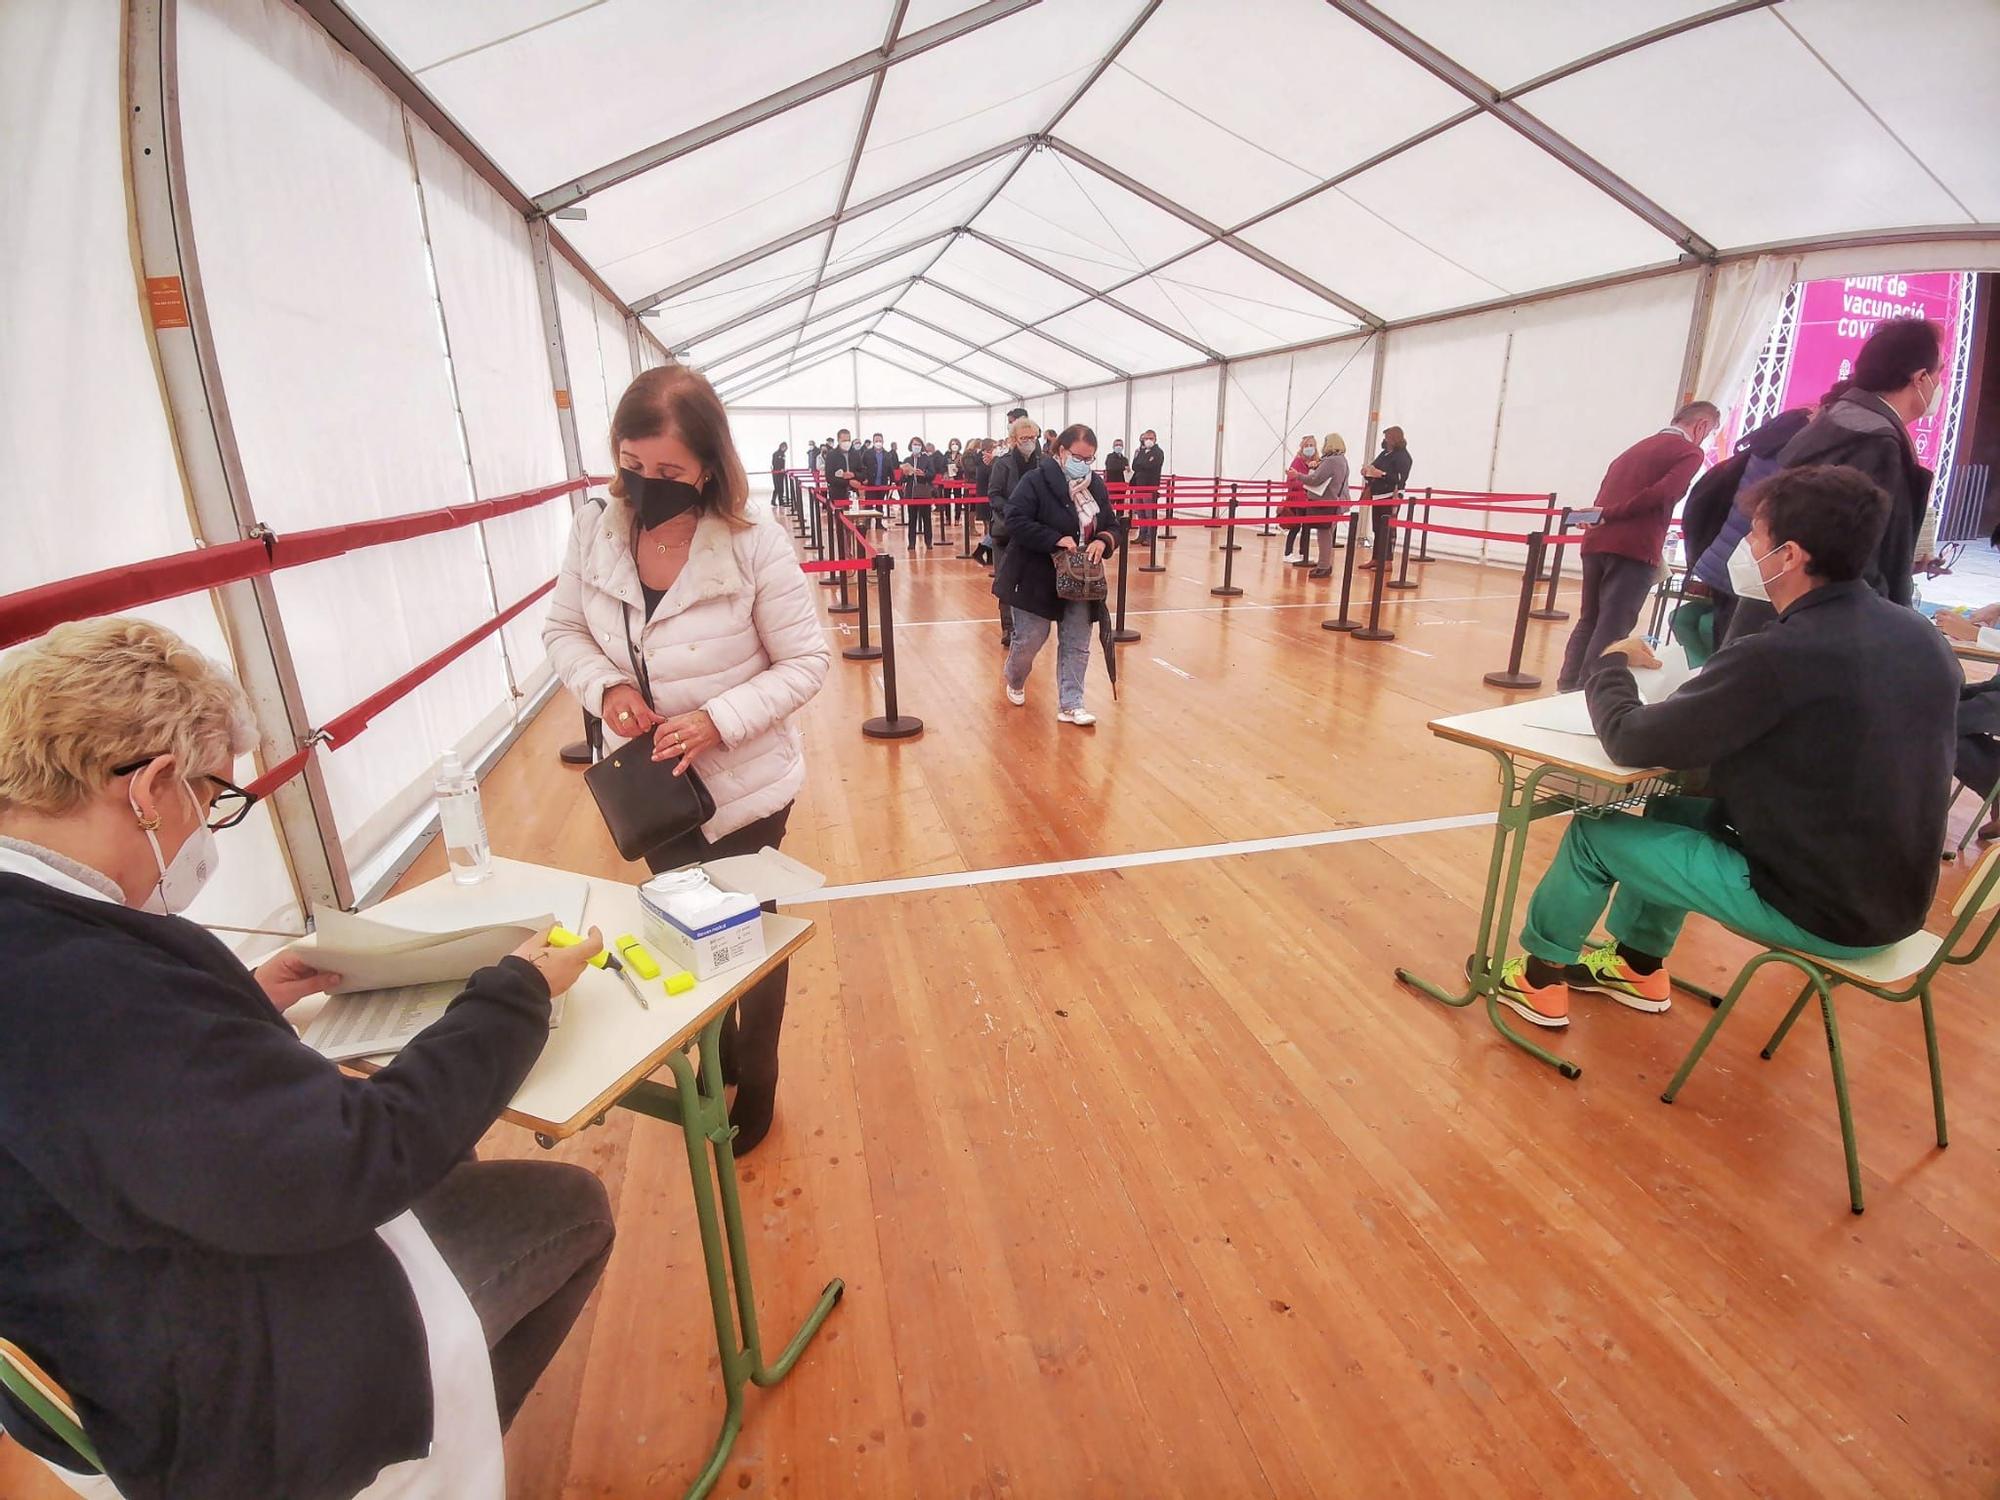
{"left": 1129, "top": 429, "right": 1165, "bottom": 543}
{"left": 0, "top": 618, "right": 611, "bottom": 1500}
{"left": 823, "top": 427, "right": 857, "bottom": 502}
{"left": 986, "top": 417, "right": 1042, "bottom": 647}
{"left": 1103, "top": 439, "right": 1128, "bottom": 485}
{"left": 1725, "top": 317, "right": 1943, "bottom": 644}
{"left": 769, "top": 441, "right": 789, "bottom": 507}
{"left": 997, "top": 423, "right": 1124, "bottom": 726}
{"left": 1356, "top": 425, "right": 1413, "bottom": 572}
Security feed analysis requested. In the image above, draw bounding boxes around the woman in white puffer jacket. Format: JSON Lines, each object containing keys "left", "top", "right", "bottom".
{"left": 543, "top": 365, "right": 829, "bottom": 1151}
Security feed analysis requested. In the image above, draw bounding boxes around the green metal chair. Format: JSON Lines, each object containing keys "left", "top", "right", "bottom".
{"left": 1943, "top": 773, "right": 2000, "bottom": 862}
{"left": 0, "top": 1337, "right": 101, "bottom": 1474}
{"left": 1661, "top": 842, "right": 2000, "bottom": 1214}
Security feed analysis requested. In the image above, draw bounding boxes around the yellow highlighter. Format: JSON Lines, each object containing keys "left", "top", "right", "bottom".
{"left": 549, "top": 926, "right": 649, "bottom": 1011}
{"left": 614, "top": 934, "right": 661, "bottom": 980}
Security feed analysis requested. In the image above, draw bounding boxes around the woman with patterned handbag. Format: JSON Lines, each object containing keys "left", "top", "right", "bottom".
{"left": 995, "top": 424, "right": 1123, "bottom": 726}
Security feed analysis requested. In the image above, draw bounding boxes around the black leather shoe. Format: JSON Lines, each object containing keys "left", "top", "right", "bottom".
{"left": 559, "top": 739, "right": 592, "bottom": 766}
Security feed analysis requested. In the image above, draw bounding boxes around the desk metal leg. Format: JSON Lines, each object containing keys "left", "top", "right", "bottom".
{"left": 620, "top": 1018, "right": 844, "bottom": 1500}
{"left": 1395, "top": 753, "right": 1584, "bottom": 1079}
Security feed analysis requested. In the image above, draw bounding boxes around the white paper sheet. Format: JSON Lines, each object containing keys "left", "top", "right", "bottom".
{"left": 303, "top": 906, "right": 553, "bottom": 993}
{"left": 1520, "top": 651, "right": 1696, "bottom": 738}
{"left": 299, "top": 979, "right": 566, "bottom": 1061}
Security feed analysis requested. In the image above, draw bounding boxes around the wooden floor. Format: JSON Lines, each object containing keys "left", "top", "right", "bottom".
{"left": 10, "top": 520, "right": 2000, "bottom": 1498}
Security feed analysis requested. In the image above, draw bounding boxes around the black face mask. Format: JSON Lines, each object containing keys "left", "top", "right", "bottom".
{"left": 624, "top": 470, "right": 703, "bottom": 529}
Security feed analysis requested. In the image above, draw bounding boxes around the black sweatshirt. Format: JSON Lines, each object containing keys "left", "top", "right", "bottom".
{"left": 0, "top": 875, "right": 553, "bottom": 1500}
{"left": 1586, "top": 580, "right": 1958, "bottom": 946}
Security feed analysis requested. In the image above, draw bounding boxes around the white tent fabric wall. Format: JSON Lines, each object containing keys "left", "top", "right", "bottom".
{"left": 592, "top": 294, "right": 635, "bottom": 419}
{"left": 556, "top": 259, "right": 616, "bottom": 478}
{"left": 1375, "top": 312, "right": 1512, "bottom": 560}
{"left": 178, "top": 0, "right": 516, "bottom": 880}
{"left": 1486, "top": 273, "right": 1703, "bottom": 547}
{"left": 2, "top": 0, "right": 299, "bottom": 944}
{"left": 406, "top": 120, "right": 571, "bottom": 686}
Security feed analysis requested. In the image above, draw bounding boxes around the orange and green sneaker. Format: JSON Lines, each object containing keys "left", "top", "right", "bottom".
{"left": 1566, "top": 942, "right": 1672, "bottom": 1012}
{"left": 1496, "top": 955, "right": 1570, "bottom": 1029}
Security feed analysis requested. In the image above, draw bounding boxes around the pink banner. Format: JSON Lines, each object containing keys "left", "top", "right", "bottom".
{"left": 1780, "top": 272, "right": 1964, "bottom": 469}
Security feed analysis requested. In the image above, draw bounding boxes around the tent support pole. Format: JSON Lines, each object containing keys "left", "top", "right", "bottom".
{"left": 124, "top": 0, "right": 350, "bottom": 911}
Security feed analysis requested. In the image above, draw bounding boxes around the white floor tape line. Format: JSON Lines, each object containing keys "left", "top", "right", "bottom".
{"left": 783, "top": 811, "right": 1500, "bottom": 907}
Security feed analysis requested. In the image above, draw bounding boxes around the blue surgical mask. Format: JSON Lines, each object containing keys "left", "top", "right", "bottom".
{"left": 1063, "top": 455, "right": 1091, "bottom": 482}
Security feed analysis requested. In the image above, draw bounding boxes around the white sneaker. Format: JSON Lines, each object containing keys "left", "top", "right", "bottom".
{"left": 1005, "top": 683, "right": 1026, "bottom": 706}
{"left": 1056, "top": 707, "right": 1096, "bottom": 726}
{"left": 1282, "top": 547, "right": 1299, "bottom": 562}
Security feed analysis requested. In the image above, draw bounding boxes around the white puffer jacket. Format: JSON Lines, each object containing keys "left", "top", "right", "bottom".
{"left": 542, "top": 499, "right": 829, "bottom": 841}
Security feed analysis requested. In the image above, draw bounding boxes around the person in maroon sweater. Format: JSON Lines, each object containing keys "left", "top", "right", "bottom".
{"left": 1556, "top": 401, "right": 1718, "bottom": 691}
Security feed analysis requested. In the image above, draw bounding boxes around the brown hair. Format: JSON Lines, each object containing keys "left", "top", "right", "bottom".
{"left": 608, "top": 366, "right": 751, "bottom": 528}
{"left": 1381, "top": 425, "right": 1407, "bottom": 450}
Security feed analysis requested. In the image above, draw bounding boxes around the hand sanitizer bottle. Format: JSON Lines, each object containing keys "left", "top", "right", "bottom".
{"left": 435, "top": 750, "right": 492, "bottom": 885}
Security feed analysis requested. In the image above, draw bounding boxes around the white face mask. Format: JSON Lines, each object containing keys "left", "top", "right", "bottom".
{"left": 1727, "top": 538, "right": 1792, "bottom": 603}
{"left": 134, "top": 778, "right": 220, "bottom": 915}
{"left": 1921, "top": 371, "right": 1943, "bottom": 420}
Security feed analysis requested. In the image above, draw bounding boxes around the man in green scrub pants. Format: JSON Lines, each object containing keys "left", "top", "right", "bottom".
{"left": 1495, "top": 465, "right": 1959, "bottom": 1030}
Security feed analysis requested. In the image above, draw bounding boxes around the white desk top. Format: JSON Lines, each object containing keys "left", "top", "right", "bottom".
{"left": 1429, "top": 694, "right": 1667, "bottom": 787}
{"left": 293, "top": 857, "right": 813, "bottom": 1140}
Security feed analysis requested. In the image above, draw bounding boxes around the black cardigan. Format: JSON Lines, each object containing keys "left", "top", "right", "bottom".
{"left": 994, "top": 457, "right": 1122, "bottom": 622}
{"left": 1586, "top": 580, "right": 1958, "bottom": 946}
{"left": 1773, "top": 389, "right": 1932, "bottom": 605}
{"left": 0, "top": 875, "right": 553, "bottom": 1500}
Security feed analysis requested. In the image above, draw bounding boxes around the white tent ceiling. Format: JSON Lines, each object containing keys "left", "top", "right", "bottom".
{"left": 344, "top": 0, "right": 2000, "bottom": 407}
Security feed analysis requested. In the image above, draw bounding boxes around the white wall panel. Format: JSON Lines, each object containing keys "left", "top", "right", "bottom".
{"left": 408, "top": 119, "right": 570, "bottom": 677}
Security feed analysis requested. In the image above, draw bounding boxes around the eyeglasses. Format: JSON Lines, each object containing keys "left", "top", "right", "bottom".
{"left": 112, "top": 757, "right": 259, "bottom": 831}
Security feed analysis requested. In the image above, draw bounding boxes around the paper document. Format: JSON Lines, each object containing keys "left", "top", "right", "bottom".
{"left": 1521, "top": 652, "right": 1696, "bottom": 738}
{"left": 300, "top": 981, "right": 461, "bottom": 1060}
{"left": 300, "top": 979, "right": 565, "bottom": 1061}
{"left": 303, "top": 906, "right": 553, "bottom": 994}
{"left": 365, "top": 861, "right": 587, "bottom": 936}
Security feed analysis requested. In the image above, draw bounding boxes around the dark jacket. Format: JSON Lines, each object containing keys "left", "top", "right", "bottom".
{"left": 1364, "top": 444, "right": 1412, "bottom": 498}
{"left": 769, "top": 446, "right": 787, "bottom": 476}
{"left": 861, "top": 445, "right": 894, "bottom": 488}
{"left": 1103, "top": 450, "right": 1128, "bottom": 484}
{"left": 995, "top": 457, "right": 1124, "bottom": 622}
{"left": 823, "top": 444, "right": 854, "bottom": 501}
{"left": 1774, "top": 388, "right": 1933, "bottom": 606}
{"left": 0, "top": 875, "right": 553, "bottom": 1500}
{"left": 986, "top": 444, "right": 1034, "bottom": 546}
{"left": 1129, "top": 441, "right": 1165, "bottom": 488}
{"left": 1586, "top": 580, "right": 1958, "bottom": 946}
{"left": 1582, "top": 428, "right": 1704, "bottom": 565}
{"left": 1684, "top": 408, "right": 1814, "bottom": 587}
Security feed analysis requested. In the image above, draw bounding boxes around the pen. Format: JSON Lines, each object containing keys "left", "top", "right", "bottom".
{"left": 548, "top": 925, "right": 650, "bottom": 1011}
{"left": 605, "top": 951, "right": 650, "bottom": 1011}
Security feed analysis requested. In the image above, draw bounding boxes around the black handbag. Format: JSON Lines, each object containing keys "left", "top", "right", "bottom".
{"left": 582, "top": 603, "right": 715, "bottom": 861}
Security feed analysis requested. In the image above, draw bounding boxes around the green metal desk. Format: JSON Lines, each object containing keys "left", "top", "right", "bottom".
{"left": 352, "top": 859, "right": 842, "bottom": 1500}
{"left": 1396, "top": 699, "right": 1714, "bottom": 1079}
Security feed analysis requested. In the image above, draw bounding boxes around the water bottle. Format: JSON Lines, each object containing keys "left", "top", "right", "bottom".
{"left": 434, "top": 750, "right": 492, "bottom": 885}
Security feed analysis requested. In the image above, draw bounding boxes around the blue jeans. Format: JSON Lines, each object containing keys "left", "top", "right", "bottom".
{"left": 1005, "top": 603, "right": 1092, "bottom": 711}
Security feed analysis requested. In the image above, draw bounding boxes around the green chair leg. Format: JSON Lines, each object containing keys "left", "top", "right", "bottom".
{"left": 1760, "top": 977, "right": 1816, "bottom": 1059}
{"left": 1919, "top": 985, "right": 1948, "bottom": 1149}
{"left": 1814, "top": 984, "right": 1865, "bottom": 1215}
{"left": 1661, "top": 962, "right": 1758, "bottom": 1103}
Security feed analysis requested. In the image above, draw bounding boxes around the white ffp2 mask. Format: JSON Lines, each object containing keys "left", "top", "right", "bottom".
{"left": 134, "top": 779, "right": 220, "bottom": 914}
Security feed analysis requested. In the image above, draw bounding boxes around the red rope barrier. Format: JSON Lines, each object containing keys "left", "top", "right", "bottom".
{"left": 243, "top": 576, "right": 556, "bottom": 799}
{"left": 1389, "top": 519, "right": 1548, "bottom": 545}
{"left": 0, "top": 476, "right": 593, "bottom": 649}
{"left": 799, "top": 558, "right": 873, "bottom": 574}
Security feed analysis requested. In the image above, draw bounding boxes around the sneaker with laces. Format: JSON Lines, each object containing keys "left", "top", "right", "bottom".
{"left": 1004, "top": 683, "right": 1026, "bottom": 706}
{"left": 1566, "top": 943, "right": 1672, "bottom": 1012}
{"left": 1056, "top": 707, "right": 1097, "bottom": 726}
{"left": 1495, "top": 955, "right": 1570, "bottom": 1029}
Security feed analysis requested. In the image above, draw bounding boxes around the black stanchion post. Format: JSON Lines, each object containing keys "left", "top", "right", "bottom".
{"left": 1163, "top": 476, "right": 1177, "bottom": 541}
{"left": 818, "top": 499, "right": 842, "bottom": 589}
{"left": 1353, "top": 506, "right": 1396, "bottom": 641}
{"left": 830, "top": 521, "right": 859, "bottom": 614}
{"left": 1212, "top": 490, "right": 1244, "bottom": 597}
{"left": 842, "top": 551, "right": 881, "bottom": 661}
{"left": 1113, "top": 528, "right": 1140, "bottom": 643}
{"left": 1258, "top": 481, "right": 1277, "bottom": 537}
{"left": 1387, "top": 494, "right": 1421, "bottom": 590}
{"left": 1323, "top": 504, "right": 1363, "bottom": 633}
{"left": 862, "top": 553, "right": 923, "bottom": 740}
{"left": 1483, "top": 533, "right": 1546, "bottom": 689}
{"left": 1221, "top": 483, "right": 1242, "bottom": 553}
{"left": 1416, "top": 487, "right": 1434, "bottom": 561}
{"left": 1140, "top": 490, "right": 1165, "bottom": 572}
{"left": 1530, "top": 497, "right": 1571, "bottom": 621}
{"left": 958, "top": 488, "right": 975, "bottom": 559}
